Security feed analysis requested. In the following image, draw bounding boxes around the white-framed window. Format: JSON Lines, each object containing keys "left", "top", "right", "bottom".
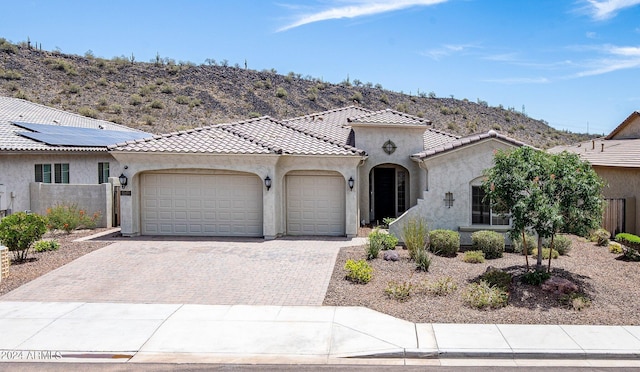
{"left": 471, "top": 185, "right": 509, "bottom": 226}
{"left": 98, "top": 162, "right": 110, "bottom": 184}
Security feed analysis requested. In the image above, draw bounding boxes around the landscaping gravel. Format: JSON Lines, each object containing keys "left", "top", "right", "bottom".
{"left": 324, "top": 235, "right": 640, "bottom": 325}
{"left": 0, "top": 229, "right": 113, "bottom": 296}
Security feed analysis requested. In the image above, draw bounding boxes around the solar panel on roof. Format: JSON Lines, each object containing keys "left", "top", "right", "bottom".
{"left": 12, "top": 121, "right": 152, "bottom": 147}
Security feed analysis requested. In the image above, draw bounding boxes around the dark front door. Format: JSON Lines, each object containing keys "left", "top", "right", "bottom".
{"left": 374, "top": 168, "right": 396, "bottom": 222}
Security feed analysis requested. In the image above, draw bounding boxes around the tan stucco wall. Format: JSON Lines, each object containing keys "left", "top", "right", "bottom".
{"left": 610, "top": 115, "right": 640, "bottom": 139}
{"left": 390, "top": 139, "right": 518, "bottom": 245}
{"left": 352, "top": 125, "right": 426, "bottom": 223}
{"left": 0, "top": 152, "right": 121, "bottom": 214}
{"left": 594, "top": 166, "right": 640, "bottom": 234}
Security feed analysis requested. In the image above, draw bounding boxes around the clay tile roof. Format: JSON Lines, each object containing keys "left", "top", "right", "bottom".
{"left": 412, "top": 130, "right": 528, "bottom": 160}
{"left": 348, "top": 109, "right": 431, "bottom": 126}
{"left": 0, "top": 96, "right": 145, "bottom": 152}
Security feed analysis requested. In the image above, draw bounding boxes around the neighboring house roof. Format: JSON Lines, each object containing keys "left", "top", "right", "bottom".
{"left": 549, "top": 110, "right": 640, "bottom": 168}
{"left": 549, "top": 137, "right": 640, "bottom": 168}
{"left": 0, "top": 96, "right": 148, "bottom": 152}
{"left": 109, "top": 116, "right": 365, "bottom": 156}
{"left": 412, "top": 130, "right": 527, "bottom": 160}
{"left": 605, "top": 111, "right": 640, "bottom": 140}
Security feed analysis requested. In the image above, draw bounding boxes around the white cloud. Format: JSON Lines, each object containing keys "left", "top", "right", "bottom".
{"left": 277, "top": 0, "right": 448, "bottom": 32}
{"left": 422, "top": 43, "right": 480, "bottom": 60}
{"left": 582, "top": 0, "right": 640, "bottom": 20}
{"left": 482, "top": 77, "right": 550, "bottom": 84}
{"left": 572, "top": 44, "right": 640, "bottom": 77}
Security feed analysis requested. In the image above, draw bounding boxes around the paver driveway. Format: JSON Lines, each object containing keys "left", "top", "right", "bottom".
{"left": 1, "top": 237, "right": 365, "bottom": 305}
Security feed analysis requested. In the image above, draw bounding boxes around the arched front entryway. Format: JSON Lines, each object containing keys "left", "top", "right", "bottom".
{"left": 369, "top": 164, "right": 409, "bottom": 223}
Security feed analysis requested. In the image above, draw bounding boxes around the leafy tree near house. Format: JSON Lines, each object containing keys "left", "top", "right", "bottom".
{"left": 483, "top": 147, "right": 604, "bottom": 271}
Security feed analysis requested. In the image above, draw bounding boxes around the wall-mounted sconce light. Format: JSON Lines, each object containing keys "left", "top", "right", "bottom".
{"left": 348, "top": 177, "right": 355, "bottom": 191}
{"left": 119, "top": 173, "right": 128, "bottom": 189}
{"left": 444, "top": 192, "right": 454, "bottom": 208}
{"left": 264, "top": 176, "right": 272, "bottom": 191}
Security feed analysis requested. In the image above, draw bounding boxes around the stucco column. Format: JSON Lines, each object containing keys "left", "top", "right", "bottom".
{"left": 119, "top": 192, "right": 134, "bottom": 236}
{"left": 262, "top": 171, "right": 277, "bottom": 240}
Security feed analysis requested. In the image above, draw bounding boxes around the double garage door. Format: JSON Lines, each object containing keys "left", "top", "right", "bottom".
{"left": 141, "top": 173, "right": 263, "bottom": 236}
{"left": 141, "top": 172, "right": 346, "bottom": 237}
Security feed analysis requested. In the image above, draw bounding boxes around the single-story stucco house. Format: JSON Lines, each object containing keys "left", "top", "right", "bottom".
{"left": 550, "top": 110, "right": 640, "bottom": 236}
{"left": 109, "top": 105, "right": 527, "bottom": 243}
{"left": 0, "top": 96, "right": 151, "bottom": 226}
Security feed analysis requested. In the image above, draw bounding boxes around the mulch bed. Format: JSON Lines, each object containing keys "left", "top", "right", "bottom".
{"left": 324, "top": 235, "right": 640, "bottom": 325}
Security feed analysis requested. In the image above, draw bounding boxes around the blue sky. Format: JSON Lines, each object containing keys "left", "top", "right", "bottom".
{"left": 1, "top": 0, "right": 639, "bottom": 135}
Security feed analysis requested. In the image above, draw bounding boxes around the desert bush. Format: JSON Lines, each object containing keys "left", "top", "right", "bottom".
{"left": 46, "top": 58, "right": 78, "bottom": 75}
{"left": 428, "top": 277, "right": 457, "bottom": 296}
{"left": 414, "top": 247, "right": 432, "bottom": 272}
{"left": 608, "top": 241, "right": 623, "bottom": 254}
{"left": 344, "top": 259, "right": 372, "bottom": 284}
{"left": 402, "top": 218, "right": 429, "bottom": 260}
{"left": 275, "top": 87, "right": 288, "bottom": 98}
{"left": 160, "top": 84, "right": 174, "bottom": 94}
{"left": 65, "top": 84, "right": 81, "bottom": 94}
{"left": 472, "top": 230, "right": 504, "bottom": 259}
{"left": 0, "top": 68, "right": 22, "bottom": 80}
{"left": 78, "top": 107, "right": 98, "bottom": 119}
{"left": 428, "top": 229, "right": 459, "bottom": 257}
{"left": 129, "top": 94, "right": 143, "bottom": 106}
{"left": 549, "top": 235, "right": 572, "bottom": 256}
{"left": 365, "top": 238, "right": 380, "bottom": 260}
{"left": 531, "top": 247, "right": 559, "bottom": 259}
{"left": 175, "top": 95, "right": 190, "bottom": 105}
{"left": 591, "top": 228, "right": 610, "bottom": 246}
{"left": 463, "top": 280, "right": 508, "bottom": 309}
{"left": 560, "top": 293, "right": 591, "bottom": 311}
{"left": 385, "top": 281, "right": 412, "bottom": 301}
{"left": 463, "top": 250, "right": 485, "bottom": 263}
{"left": 520, "top": 270, "right": 551, "bottom": 286}
{"left": 33, "top": 239, "right": 60, "bottom": 252}
{"left": 150, "top": 100, "right": 164, "bottom": 109}
{"left": 0, "top": 212, "right": 48, "bottom": 261}
{"left": 0, "top": 38, "right": 18, "bottom": 53}
{"left": 46, "top": 203, "right": 101, "bottom": 233}
{"left": 368, "top": 228, "right": 398, "bottom": 253}
{"left": 480, "top": 269, "right": 512, "bottom": 291}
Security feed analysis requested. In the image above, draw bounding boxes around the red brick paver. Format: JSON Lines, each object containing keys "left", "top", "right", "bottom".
{"left": 0, "top": 237, "right": 364, "bottom": 305}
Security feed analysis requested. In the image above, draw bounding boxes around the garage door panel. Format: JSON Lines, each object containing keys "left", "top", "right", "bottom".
{"left": 142, "top": 173, "right": 263, "bottom": 237}
{"left": 287, "top": 175, "right": 345, "bottom": 236}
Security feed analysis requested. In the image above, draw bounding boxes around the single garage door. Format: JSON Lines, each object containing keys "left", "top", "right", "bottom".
{"left": 286, "top": 174, "right": 345, "bottom": 236}
{"left": 141, "top": 173, "right": 263, "bottom": 236}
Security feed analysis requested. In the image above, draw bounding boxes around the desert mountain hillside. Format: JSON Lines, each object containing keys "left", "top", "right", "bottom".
{"left": 0, "top": 39, "right": 592, "bottom": 148}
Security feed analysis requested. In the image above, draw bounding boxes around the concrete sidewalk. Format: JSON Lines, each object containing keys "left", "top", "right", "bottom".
{"left": 1, "top": 301, "right": 640, "bottom": 367}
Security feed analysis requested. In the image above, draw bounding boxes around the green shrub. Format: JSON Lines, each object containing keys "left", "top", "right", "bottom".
{"left": 0, "top": 212, "right": 48, "bottom": 261}
{"left": 608, "top": 241, "right": 623, "bottom": 254}
{"left": 463, "top": 280, "right": 508, "bottom": 309}
{"left": 428, "top": 229, "right": 460, "bottom": 257}
{"left": 480, "top": 269, "right": 512, "bottom": 291}
{"left": 414, "top": 248, "right": 432, "bottom": 272}
{"left": 0, "top": 68, "right": 22, "bottom": 80}
{"left": 402, "top": 218, "right": 429, "bottom": 260}
{"left": 520, "top": 270, "right": 551, "bottom": 286}
{"left": 591, "top": 228, "right": 610, "bottom": 246}
{"left": 385, "top": 281, "right": 412, "bottom": 301}
{"left": 463, "top": 250, "right": 485, "bottom": 263}
{"left": 368, "top": 229, "right": 398, "bottom": 253}
{"left": 46, "top": 58, "right": 78, "bottom": 75}
{"left": 615, "top": 233, "right": 640, "bottom": 261}
{"left": 344, "top": 259, "right": 372, "bottom": 284}
{"left": 531, "top": 247, "right": 559, "bottom": 259}
{"left": 129, "top": 94, "right": 143, "bottom": 106}
{"left": 471, "top": 230, "right": 505, "bottom": 259}
{"left": 428, "top": 277, "right": 457, "bottom": 296}
{"left": 549, "top": 235, "right": 572, "bottom": 256}
{"left": 78, "top": 106, "right": 98, "bottom": 119}
{"left": 150, "top": 100, "right": 164, "bottom": 109}
{"left": 365, "top": 238, "right": 380, "bottom": 260}
{"left": 45, "top": 203, "right": 101, "bottom": 233}
{"left": 33, "top": 239, "right": 60, "bottom": 252}
{"left": 175, "top": 95, "right": 190, "bottom": 105}
{"left": 381, "top": 217, "right": 396, "bottom": 228}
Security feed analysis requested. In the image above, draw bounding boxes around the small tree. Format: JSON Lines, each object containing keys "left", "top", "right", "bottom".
{"left": 0, "top": 212, "right": 48, "bottom": 261}
{"left": 484, "top": 147, "right": 604, "bottom": 271}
